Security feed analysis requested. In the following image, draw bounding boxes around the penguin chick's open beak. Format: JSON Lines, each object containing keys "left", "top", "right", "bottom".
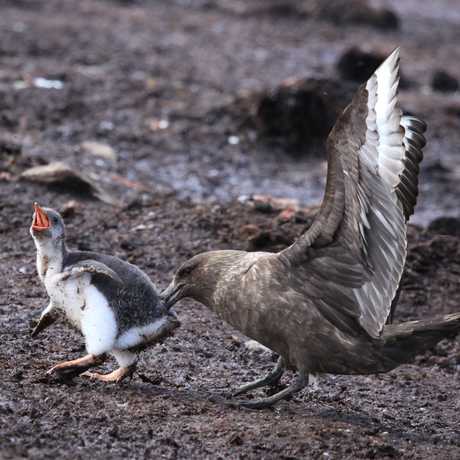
{"left": 160, "top": 283, "right": 183, "bottom": 309}
{"left": 32, "top": 202, "right": 50, "bottom": 231}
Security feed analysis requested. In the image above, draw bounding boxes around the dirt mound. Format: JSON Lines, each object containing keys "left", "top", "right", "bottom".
{"left": 220, "top": 78, "right": 357, "bottom": 154}
{"left": 306, "top": 0, "right": 399, "bottom": 30}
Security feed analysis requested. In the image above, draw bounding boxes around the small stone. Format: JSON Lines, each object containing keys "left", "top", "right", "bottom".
{"left": 239, "top": 224, "right": 261, "bottom": 240}
{"left": 277, "top": 208, "right": 297, "bottom": 222}
{"left": 60, "top": 200, "right": 81, "bottom": 218}
{"left": 18, "top": 265, "right": 34, "bottom": 275}
{"left": 228, "top": 135, "right": 240, "bottom": 145}
{"left": 230, "top": 335, "right": 242, "bottom": 346}
{"left": 251, "top": 195, "right": 299, "bottom": 213}
{"left": 0, "top": 172, "right": 13, "bottom": 181}
{"left": 244, "top": 340, "right": 271, "bottom": 353}
{"left": 228, "top": 434, "right": 244, "bottom": 446}
{"left": 148, "top": 119, "right": 170, "bottom": 131}
{"left": 98, "top": 120, "right": 114, "bottom": 132}
{"left": 81, "top": 141, "right": 117, "bottom": 161}
{"left": 13, "top": 80, "right": 28, "bottom": 90}
{"left": 132, "top": 224, "right": 152, "bottom": 231}
{"left": 33, "top": 78, "right": 64, "bottom": 90}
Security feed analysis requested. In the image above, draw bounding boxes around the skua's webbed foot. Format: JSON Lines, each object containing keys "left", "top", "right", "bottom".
{"left": 232, "top": 356, "right": 285, "bottom": 397}
{"left": 227, "top": 372, "right": 307, "bottom": 409}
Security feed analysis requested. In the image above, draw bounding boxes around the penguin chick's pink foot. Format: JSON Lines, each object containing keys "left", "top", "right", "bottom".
{"left": 80, "top": 365, "right": 136, "bottom": 383}
{"left": 47, "top": 354, "right": 105, "bottom": 375}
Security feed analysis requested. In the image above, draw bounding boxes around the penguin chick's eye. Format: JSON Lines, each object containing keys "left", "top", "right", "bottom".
{"left": 51, "top": 216, "right": 59, "bottom": 225}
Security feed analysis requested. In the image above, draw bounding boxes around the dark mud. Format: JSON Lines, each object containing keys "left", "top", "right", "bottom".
{"left": 1, "top": 187, "right": 460, "bottom": 459}
{"left": 1, "top": 1, "right": 459, "bottom": 459}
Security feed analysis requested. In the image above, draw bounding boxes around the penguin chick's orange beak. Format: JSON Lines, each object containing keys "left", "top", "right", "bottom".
{"left": 32, "top": 202, "right": 50, "bottom": 231}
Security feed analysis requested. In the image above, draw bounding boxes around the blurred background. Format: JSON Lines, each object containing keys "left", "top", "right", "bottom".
{"left": 1, "top": 0, "right": 459, "bottom": 225}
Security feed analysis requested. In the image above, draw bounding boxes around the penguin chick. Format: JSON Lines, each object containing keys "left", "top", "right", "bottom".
{"left": 30, "top": 203, "right": 180, "bottom": 383}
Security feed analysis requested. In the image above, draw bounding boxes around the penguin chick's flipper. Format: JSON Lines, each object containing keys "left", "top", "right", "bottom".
{"left": 59, "top": 260, "right": 123, "bottom": 284}
{"left": 31, "top": 311, "right": 58, "bottom": 337}
{"left": 31, "top": 303, "right": 59, "bottom": 337}
{"left": 47, "top": 353, "right": 106, "bottom": 377}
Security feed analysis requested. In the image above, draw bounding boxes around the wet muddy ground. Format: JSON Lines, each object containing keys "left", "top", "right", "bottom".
{"left": 1, "top": 1, "right": 459, "bottom": 459}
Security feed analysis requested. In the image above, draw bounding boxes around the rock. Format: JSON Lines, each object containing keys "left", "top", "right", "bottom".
{"left": 110, "top": 174, "right": 150, "bottom": 192}
{"left": 0, "top": 172, "right": 13, "bottom": 182}
{"left": 431, "top": 70, "right": 459, "bottom": 93}
{"left": 0, "top": 133, "right": 22, "bottom": 156}
{"left": 245, "top": 226, "right": 294, "bottom": 252}
{"left": 337, "top": 48, "right": 384, "bottom": 83}
{"left": 239, "top": 224, "right": 261, "bottom": 240}
{"left": 244, "top": 340, "right": 271, "bottom": 354}
{"left": 59, "top": 200, "right": 81, "bottom": 218}
{"left": 32, "top": 77, "right": 64, "bottom": 90}
{"left": 428, "top": 217, "right": 460, "bottom": 238}
{"left": 446, "top": 104, "right": 460, "bottom": 118}
{"left": 228, "top": 433, "right": 244, "bottom": 446}
{"left": 277, "top": 208, "right": 297, "bottom": 222}
{"left": 337, "top": 47, "right": 413, "bottom": 88}
{"left": 18, "top": 265, "right": 34, "bottom": 275}
{"left": 20, "top": 162, "right": 119, "bottom": 205}
{"left": 147, "top": 118, "right": 170, "bottom": 132}
{"left": 250, "top": 195, "right": 300, "bottom": 213}
{"left": 307, "top": 0, "right": 399, "bottom": 30}
{"left": 81, "top": 141, "right": 117, "bottom": 161}
{"left": 196, "top": 0, "right": 307, "bottom": 18}
{"left": 423, "top": 160, "right": 450, "bottom": 178}
{"left": 253, "top": 78, "right": 357, "bottom": 153}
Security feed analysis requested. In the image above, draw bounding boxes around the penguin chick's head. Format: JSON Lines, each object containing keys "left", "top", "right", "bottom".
{"left": 30, "top": 203, "right": 65, "bottom": 243}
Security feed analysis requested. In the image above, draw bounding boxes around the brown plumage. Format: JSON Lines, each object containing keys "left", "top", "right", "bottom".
{"left": 162, "top": 49, "right": 459, "bottom": 409}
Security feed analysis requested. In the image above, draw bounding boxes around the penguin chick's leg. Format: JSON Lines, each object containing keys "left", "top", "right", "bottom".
{"left": 227, "top": 371, "right": 307, "bottom": 409}
{"left": 81, "top": 349, "right": 137, "bottom": 383}
{"left": 47, "top": 354, "right": 106, "bottom": 375}
{"left": 232, "top": 356, "right": 285, "bottom": 397}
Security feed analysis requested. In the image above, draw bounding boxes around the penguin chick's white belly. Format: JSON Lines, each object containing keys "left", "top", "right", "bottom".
{"left": 116, "top": 317, "right": 168, "bottom": 350}
{"left": 81, "top": 285, "right": 118, "bottom": 356}
{"left": 44, "top": 272, "right": 91, "bottom": 330}
{"left": 44, "top": 274, "right": 118, "bottom": 357}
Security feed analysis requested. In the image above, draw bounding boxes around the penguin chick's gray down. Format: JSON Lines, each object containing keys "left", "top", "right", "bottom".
{"left": 30, "top": 203, "right": 180, "bottom": 383}
{"left": 161, "top": 49, "right": 460, "bottom": 408}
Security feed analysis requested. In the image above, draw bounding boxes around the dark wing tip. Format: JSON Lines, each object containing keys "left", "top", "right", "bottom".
{"left": 397, "top": 115, "right": 427, "bottom": 220}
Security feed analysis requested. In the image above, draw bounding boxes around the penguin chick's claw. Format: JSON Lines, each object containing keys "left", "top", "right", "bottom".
{"left": 81, "top": 364, "right": 136, "bottom": 383}
{"left": 47, "top": 354, "right": 105, "bottom": 376}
